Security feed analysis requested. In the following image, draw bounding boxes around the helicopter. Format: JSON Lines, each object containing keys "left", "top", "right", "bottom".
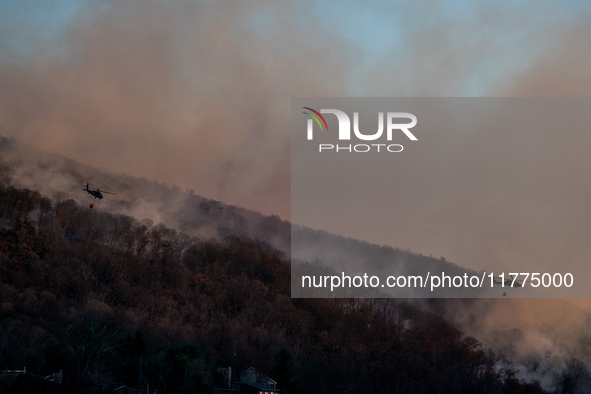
{"left": 83, "top": 183, "right": 115, "bottom": 199}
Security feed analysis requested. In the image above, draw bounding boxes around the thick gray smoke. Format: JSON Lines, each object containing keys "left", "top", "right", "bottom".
{"left": 0, "top": 0, "right": 351, "bottom": 220}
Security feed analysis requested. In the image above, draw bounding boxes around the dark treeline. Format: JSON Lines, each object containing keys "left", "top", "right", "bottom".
{"left": 0, "top": 182, "right": 565, "bottom": 393}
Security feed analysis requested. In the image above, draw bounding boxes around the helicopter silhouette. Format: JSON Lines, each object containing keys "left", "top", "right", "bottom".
{"left": 83, "top": 183, "right": 115, "bottom": 199}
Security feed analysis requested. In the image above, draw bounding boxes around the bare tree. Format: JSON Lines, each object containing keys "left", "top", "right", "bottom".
{"left": 61, "top": 313, "right": 121, "bottom": 373}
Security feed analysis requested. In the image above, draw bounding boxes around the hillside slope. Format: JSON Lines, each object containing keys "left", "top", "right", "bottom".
{"left": 0, "top": 181, "right": 554, "bottom": 393}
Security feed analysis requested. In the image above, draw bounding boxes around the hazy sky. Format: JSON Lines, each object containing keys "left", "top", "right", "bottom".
{"left": 1, "top": 0, "right": 590, "bottom": 224}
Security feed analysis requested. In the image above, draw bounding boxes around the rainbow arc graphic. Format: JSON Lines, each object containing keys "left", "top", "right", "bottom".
{"left": 302, "top": 107, "right": 328, "bottom": 131}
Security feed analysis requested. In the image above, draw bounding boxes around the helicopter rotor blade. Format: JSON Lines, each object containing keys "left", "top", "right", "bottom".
{"left": 102, "top": 191, "right": 116, "bottom": 195}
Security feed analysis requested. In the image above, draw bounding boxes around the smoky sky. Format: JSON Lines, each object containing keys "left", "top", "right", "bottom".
{"left": 0, "top": 0, "right": 351, "bottom": 220}
{"left": 1, "top": 0, "right": 591, "bottom": 265}
{"left": 2, "top": 0, "right": 591, "bottom": 222}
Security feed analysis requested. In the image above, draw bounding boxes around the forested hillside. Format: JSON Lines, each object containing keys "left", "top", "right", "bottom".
{"left": 0, "top": 135, "right": 292, "bottom": 257}
{"left": 0, "top": 182, "right": 555, "bottom": 393}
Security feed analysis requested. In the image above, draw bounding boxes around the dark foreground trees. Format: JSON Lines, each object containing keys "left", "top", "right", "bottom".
{"left": 0, "top": 183, "right": 556, "bottom": 393}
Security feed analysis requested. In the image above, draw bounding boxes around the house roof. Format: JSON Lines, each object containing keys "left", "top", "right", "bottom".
{"left": 240, "top": 367, "right": 277, "bottom": 384}
{"left": 0, "top": 373, "right": 19, "bottom": 393}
